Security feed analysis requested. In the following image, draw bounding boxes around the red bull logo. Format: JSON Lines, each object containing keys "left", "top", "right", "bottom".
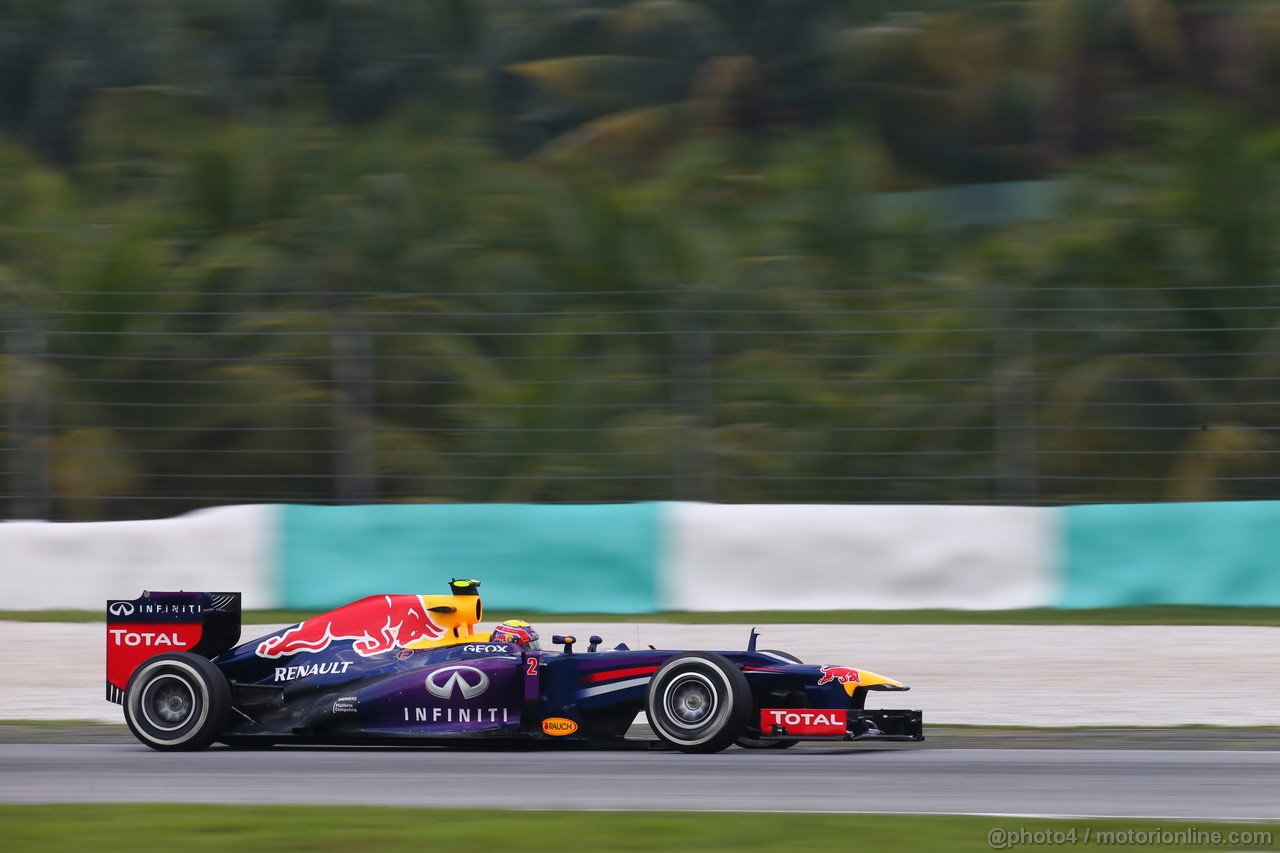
{"left": 817, "top": 665, "right": 861, "bottom": 686}
{"left": 256, "top": 594, "right": 445, "bottom": 659}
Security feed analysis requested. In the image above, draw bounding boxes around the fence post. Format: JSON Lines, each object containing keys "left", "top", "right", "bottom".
{"left": 671, "top": 288, "right": 714, "bottom": 501}
{"left": 992, "top": 282, "right": 1037, "bottom": 504}
{"left": 330, "top": 306, "right": 377, "bottom": 504}
{"left": 6, "top": 300, "right": 51, "bottom": 519}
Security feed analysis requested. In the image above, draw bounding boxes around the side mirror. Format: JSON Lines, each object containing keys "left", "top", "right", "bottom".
{"left": 551, "top": 634, "right": 576, "bottom": 654}
{"left": 587, "top": 635, "right": 602, "bottom": 653}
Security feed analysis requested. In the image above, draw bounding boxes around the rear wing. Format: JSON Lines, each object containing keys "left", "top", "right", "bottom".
{"left": 105, "top": 592, "right": 241, "bottom": 703}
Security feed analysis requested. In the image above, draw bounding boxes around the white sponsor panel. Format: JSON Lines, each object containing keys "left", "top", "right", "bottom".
{"left": 0, "top": 505, "right": 279, "bottom": 609}
{"left": 663, "top": 503, "right": 1058, "bottom": 611}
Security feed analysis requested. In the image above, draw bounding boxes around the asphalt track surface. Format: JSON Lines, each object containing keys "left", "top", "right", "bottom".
{"left": 3, "top": 742, "right": 1278, "bottom": 820}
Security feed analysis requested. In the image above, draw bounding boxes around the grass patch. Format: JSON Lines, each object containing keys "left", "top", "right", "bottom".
{"left": 3, "top": 806, "right": 1276, "bottom": 852}
{"left": 7, "top": 605, "right": 1280, "bottom": 626}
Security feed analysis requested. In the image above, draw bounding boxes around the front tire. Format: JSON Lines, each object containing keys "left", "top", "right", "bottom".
{"left": 123, "top": 653, "right": 231, "bottom": 751}
{"left": 645, "top": 653, "right": 750, "bottom": 754}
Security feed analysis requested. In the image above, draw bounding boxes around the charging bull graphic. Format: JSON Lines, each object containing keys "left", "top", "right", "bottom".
{"left": 817, "top": 665, "right": 861, "bottom": 686}
{"left": 256, "top": 594, "right": 445, "bottom": 659}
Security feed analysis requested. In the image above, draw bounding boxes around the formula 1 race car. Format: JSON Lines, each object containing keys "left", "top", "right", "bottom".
{"left": 106, "top": 580, "right": 923, "bottom": 753}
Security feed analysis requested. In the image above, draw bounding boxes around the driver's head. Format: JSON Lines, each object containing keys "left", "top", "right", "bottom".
{"left": 491, "top": 619, "right": 540, "bottom": 651}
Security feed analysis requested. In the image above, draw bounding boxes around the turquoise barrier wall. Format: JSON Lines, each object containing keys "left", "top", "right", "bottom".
{"left": 276, "top": 500, "right": 1280, "bottom": 613}
{"left": 280, "top": 503, "right": 664, "bottom": 611}
{"left": 1062, "top": 501, "right": 1280, "bottom": 607}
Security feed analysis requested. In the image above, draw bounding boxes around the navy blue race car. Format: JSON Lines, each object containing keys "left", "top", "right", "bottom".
{"left": 106, "top": 580, "right": 923, "bottom": 754}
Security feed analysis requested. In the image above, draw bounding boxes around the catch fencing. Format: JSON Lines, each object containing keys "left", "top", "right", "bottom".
{"left": 6, "top": 280, "right": 1280, "bottom": 520}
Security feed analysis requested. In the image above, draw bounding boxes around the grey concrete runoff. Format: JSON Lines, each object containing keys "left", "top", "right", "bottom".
{"left": 8, "top": 723, "right": 1280, "bottom": 752}
{"left": 2, "top": 743, "right": 1278, "bottom": 820}
{"left": 11, "top": 619, "right": 1279, "bottom": 821}
{"left": 8, "top": 621, "right": 1280, "bottom": 726}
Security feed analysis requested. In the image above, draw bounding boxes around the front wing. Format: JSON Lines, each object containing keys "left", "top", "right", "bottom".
{"left": 754, "top": 707, "right": 924, "bottom": 742}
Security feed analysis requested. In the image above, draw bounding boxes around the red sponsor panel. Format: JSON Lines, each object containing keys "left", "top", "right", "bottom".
{"left": 106, "top": 623, "right": 204, "bottom": 694}
{"left": 256, "top": 594, "right": 444, "bottom": 659}
{"left": 759, "top": 708, "right": 848, "bottom": 737}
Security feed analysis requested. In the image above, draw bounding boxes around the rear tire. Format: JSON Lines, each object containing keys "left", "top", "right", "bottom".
{"left": 123, "top": 653, "right": 231, "bottom": 751}
{"left": 645, "top": 653, "right": 750, "bottom": 754}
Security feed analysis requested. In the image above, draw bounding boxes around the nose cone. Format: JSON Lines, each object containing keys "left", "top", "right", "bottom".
{"left": 843, "top": 668, "right": 908, "bottom": 696}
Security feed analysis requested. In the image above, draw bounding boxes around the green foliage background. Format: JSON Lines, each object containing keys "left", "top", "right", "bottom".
{"left": 4, "top": 0, "right": 1280, "bottom": 519}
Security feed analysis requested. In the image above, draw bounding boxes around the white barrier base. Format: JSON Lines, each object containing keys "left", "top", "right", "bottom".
{"left": 664, "top": 503, "right": 1057, "bottom": 611}
{"left": 0, "top": 505, "right": 278, "bottom": 610}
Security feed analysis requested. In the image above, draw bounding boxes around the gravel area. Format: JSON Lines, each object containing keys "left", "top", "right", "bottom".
{"left": 7, "top": 621, "right": 1279, "bottom": 727}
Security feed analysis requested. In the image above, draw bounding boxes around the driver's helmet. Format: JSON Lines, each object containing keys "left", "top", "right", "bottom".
{"left": 491, "top": 619, "right": 540, "bottom": 651}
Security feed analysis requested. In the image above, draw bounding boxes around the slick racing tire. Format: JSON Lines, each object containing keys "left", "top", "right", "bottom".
{"left": 645, "top": 652, "right": 750, "bottom": 754}
{"left": 123, "top": 652, "right": 231, "bottom": 751}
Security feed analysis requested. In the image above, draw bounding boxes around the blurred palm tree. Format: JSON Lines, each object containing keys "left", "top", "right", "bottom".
{"left": 490, "top": 0, "right": 841, "bottom": 164}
